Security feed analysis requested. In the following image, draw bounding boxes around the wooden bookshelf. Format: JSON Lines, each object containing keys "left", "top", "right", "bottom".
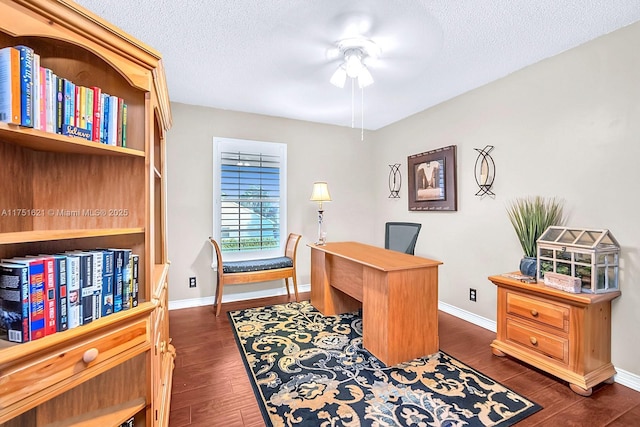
{"left": 0, "top": 1, "right": 173, "bottom": 426}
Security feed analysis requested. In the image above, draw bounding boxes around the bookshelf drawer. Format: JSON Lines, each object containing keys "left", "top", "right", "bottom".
{"left": 0, "top": 318, "right": 150, "bottom": 409}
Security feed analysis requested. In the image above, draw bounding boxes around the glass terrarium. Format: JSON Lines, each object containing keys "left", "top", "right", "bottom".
{"left": 537, "top": 226, "right": 620, "bottom": 293}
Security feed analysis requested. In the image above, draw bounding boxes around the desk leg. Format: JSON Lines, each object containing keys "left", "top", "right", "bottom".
{"left": 310, "top": 248, "right": 329, "bottom": 313}
{"left": 310, "top": 248, "right": 361, "bottom": 315}
{"left": 363, "top": 266, "right": 439, "bottom": 366}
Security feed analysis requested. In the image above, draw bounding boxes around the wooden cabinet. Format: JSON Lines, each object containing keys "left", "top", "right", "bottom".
{"left": 0, "top": 1, "right": 173, "bottom": 425}
{"left": 489, "top": 274, "right": 620, "bottom": 396}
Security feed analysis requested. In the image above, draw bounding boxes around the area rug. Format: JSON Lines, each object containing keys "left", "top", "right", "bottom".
{"left": 228, "top": 301, "right": 541, "bottom": 426}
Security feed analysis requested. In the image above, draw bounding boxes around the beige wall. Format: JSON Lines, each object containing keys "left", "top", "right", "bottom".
{"left": 166, "top": 107, "right": 375, "bottom": 304}
{"left": 372, "top": 21, "right": 640, "bottom": 376}
{"left": 167, "top": 21, "right": 640, "bottom": 377}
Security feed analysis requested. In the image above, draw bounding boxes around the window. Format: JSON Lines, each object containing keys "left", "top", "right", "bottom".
{"left": 213, "top": 137, "right": 287, "bottom": 260}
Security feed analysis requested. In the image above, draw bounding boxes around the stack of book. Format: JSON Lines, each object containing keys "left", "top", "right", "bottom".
{"left": 0, "top": 249, "right": 139, "bottom": 343}
{"left": 0, "top": 45, "right": 128, "bottom": 146}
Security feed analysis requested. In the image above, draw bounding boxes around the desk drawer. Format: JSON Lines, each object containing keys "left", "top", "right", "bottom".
{"left": 506, "top": 291, "right": 568, "bottom": 331}
{"left": 506, "top": 318, "right": 568, "bottom": 364}
{"left": 0, "top": 318, "right": 149, "bottom": 409}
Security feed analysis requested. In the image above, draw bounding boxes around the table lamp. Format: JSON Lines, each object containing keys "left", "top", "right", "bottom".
{"left": 310, "top": 181, "right": 332, "bottom": 245}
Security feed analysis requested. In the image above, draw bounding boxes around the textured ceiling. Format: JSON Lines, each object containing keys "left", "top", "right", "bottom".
{"left": 75, "top": 0, "right": 640, "bottom": 130}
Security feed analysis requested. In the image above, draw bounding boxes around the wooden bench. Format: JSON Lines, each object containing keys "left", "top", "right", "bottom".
{"left": 209, "top": 233, "right": 301, "bottom": 316}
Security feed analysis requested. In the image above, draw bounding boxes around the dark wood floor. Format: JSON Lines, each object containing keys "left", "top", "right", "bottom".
{"left": 168, "top": 293, "right": 640, "bottom": 426}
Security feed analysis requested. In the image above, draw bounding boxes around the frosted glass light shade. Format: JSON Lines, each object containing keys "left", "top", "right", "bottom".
{"left": 330, "top": 67, "right": 347, "bottom": 88}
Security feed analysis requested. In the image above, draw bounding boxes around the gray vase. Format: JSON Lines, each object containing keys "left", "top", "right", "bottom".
{"left": 519, "top": 256, "right": 537, "bottom": 278}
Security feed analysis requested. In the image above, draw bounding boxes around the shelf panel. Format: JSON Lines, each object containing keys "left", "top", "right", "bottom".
{"left": 0, "top": 228, "right": 145, "bottom": 245}
{"left": 0, "top": 123, "right": 144, "bottom": 158}
{"left": 0, "top": 302, "right": 154, "bottom": 366}
{"left": 42, "top": 397, "right": 145, "bottom": 427}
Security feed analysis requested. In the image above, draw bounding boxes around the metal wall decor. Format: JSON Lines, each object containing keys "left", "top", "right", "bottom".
{"left": 474, "top": 145, "right": 495, "bottom": 197}
{"left": 388, "top": 163, "right": 401, "bottom": 198}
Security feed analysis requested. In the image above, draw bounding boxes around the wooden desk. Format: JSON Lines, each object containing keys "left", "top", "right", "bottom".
{"left": 309, "top": 242, "right": 442, "bottom": 366}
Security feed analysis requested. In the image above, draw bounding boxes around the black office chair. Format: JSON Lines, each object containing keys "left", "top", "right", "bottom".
{"left": 385, "top": 222, "right": 422, "bottom": 255}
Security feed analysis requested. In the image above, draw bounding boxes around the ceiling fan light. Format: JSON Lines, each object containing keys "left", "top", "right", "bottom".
{"left": 344, "top": 50, "right": 364, "bottom": 78}
{"left": 330, "top": 66, "right": 347, "bottom": 88}
{"left": 358, "top": 66, "right": 374, "bottom": 88}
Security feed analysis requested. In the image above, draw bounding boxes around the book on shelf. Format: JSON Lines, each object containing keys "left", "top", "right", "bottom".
{"left": 122, "top": 102, "right": 127, "bottom": 147}
{"left": 55, "top": 75, "right": 64, "bottom": 134}
{"left": 101, "top": 92, "right": 109, "bottom": 143}
{"left": 85, "top": 85, "right": 94, "bottom": 137}
{"left": 0, "top": 46, "right": 21, "bottom": 125}
{"left": 87, "top": 251, "right": 103, "bottom": 321}
{"left": 108, "top": 94, "right": 118, "bottom": 146}
{"left": 67, "top": 252, "right": 93, "bottom": 326}
{"left": 74, "top": 84, "right": 81, "bottom": 128}
{"left": 32, "top": 53, "right": 40, "bottom": 130}
{"left": 110, "top": 248, "right": 125, "bottom": 313}
{"left": 117, "top": 96, "right": 124, "bottom": 146}
{"left": 121, "top": 249, "right": 132, "bottom": 311}
{"left": 64, "top": 253, "right": 81, "bottom": 330}
{"left": 120, "top": 416, "right": 134, "bottom": 427}
{"left": 3, "top": 257, "right": 46, "bottom": 341}
{"left": 100, "top": 249, "right": 115, "bottom": 316}
{"left": 0, "top": 262, "right": 30, "bottom": 343}
{"left": 38, "top": 66, "right": 46, "bottom": 131}
{"left": 131, "top": 254, "right": 139, "bottom": 308}
{"left": 91, "top": 86, "right": 102, "bottom": 142}
{"left": 26, "top": 255, "right": 57, "bottom": 336}
{"left": 49, "top": 254, "right": 68, "bottom": 332}
{"left": 44, "top": 68, "right": 55, "bottom": 133}
{"left": 15, "top": 45, "right": 34, "bottom": 128}
{"left": 63, "top": 79, "right": 75, "bottom": 128}
{"left": 78, "top": 85, "right": 87, "bottom": 130}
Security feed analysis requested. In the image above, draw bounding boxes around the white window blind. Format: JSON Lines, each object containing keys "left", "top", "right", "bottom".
{"left": 213, "top": 138, "right": 287, "bottom": 258}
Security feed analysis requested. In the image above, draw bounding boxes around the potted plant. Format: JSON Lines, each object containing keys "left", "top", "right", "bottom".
{"left": 506, "top": 196, "right": 565, "bottom": 277}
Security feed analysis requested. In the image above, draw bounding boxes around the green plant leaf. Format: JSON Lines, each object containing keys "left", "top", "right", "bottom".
{"left": 506, "top": 196, "right": 565, "bottom": 257}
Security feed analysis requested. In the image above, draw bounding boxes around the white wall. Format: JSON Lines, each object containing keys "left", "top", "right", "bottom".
{"left": 166, "top": 21, "right": 640, "bottom": 378}
{"left": 166, "top": 106, "right": 375, "bottom": 304}
{"left": 372, "top": 21, "right": 640, "bottom": 376}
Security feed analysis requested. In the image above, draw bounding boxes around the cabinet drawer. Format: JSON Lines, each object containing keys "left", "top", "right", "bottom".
{"left": 0, "top": 319, "right": 149, "bottom": 409}
{"left": 506, "top": 291, "right": 569, "bottom": 331}
{"left": 506, "top": 318, "right": 568, "bottom": 364}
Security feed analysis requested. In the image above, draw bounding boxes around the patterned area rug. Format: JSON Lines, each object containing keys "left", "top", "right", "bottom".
{"left": 228, "top": 301, "right": 541, "bottom": 426}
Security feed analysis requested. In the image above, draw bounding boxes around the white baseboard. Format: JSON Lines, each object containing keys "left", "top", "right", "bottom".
{"left": 436, "top": 301, "right": 640, "bottom": 392}
{"left": 611, "top": 367, "right": 640, "bottom": 392}
{"left": 169, "top": 288, "right": 640, "bottom": 392}
{"left": 437, "top": 301, "right": 496, "bottom": 333}
{"left": 168, "top": 284, "right": 311, "bottom": 311}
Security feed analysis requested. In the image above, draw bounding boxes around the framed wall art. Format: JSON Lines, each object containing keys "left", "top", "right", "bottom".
{"left": 407, "top": 145, "right": 457, "bottom": 211}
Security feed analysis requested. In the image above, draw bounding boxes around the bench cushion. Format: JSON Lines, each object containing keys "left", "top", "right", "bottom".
{"left": 223, "top": 256, "right": 293, "bottom": 274}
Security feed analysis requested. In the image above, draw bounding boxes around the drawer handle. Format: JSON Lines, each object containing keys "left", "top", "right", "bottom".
{"left": 82, "top": 348, "right": 99, "bottom": 364}
{"left": 530, "top": 309, "right": 539, "bottom": 317}
{"left": 529, "top": 337, "right": 538, "bottom": 346}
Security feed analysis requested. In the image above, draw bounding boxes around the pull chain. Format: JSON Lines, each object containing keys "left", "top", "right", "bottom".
{"left": 351, "top": 78, "right": 355, "bottom": 129}
{"left": 361, "top": 86, "right": 364, "bottom": 141}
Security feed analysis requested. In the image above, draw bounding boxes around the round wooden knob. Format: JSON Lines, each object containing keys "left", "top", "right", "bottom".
{"left": 82, "top": 348, "right": 99, "bottom": 364}
{"left": 530, "top": 309, "right": 539, "bottom": 317}
{"left": 530, "top": 337, "right": 538, "bottom": 346}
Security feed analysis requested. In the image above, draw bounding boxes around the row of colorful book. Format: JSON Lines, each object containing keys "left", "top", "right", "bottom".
{"left": 0, "top": 249, "right": 139, "bottom": 343}
{"left": 0, "top": 45, "right": 128, "bottom": 146}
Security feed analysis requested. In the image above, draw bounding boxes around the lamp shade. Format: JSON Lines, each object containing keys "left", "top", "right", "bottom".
{"left": 310, "top": 181, "right": 332, "bottom": 202}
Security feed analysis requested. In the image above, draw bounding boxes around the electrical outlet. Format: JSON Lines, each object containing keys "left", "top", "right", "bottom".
{"left": 189, "top": 277, "right": 197, "bottom": 288}
{"left": 469, "top": 288, "right": 477, "bottom": 302}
